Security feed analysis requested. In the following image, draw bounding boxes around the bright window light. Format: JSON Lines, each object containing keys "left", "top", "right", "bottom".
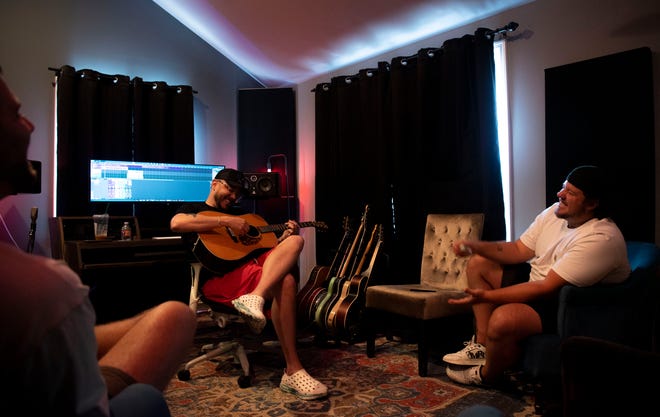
{"left": 494, "top": 39, "right": 512, "bottom": 240}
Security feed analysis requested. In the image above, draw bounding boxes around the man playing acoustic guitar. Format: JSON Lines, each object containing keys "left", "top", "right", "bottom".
{"left": 170, "top": 168, "right": 328, "bottom": 400}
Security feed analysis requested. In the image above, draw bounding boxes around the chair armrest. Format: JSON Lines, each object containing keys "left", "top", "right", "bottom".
{"left": 557, "top": 284, "right": 634, "bottom": 340}
{"left": 557, "top": 267, "right": 658, "bottom": 349}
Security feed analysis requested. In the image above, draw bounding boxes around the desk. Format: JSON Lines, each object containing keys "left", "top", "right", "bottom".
{"left": 63, "top": 238, "right": 191, "bottom": 323}
{"left": 64, "top": 238, "right": 189, "bottom": 273}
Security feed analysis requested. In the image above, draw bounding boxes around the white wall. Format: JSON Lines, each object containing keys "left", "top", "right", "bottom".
{"left": 295, "top": 0, "right": 660, "bottom": 282}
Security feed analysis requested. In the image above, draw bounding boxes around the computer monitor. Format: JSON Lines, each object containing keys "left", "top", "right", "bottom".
{"left": 90, "top": 159, "right": 225, "bottom": 202}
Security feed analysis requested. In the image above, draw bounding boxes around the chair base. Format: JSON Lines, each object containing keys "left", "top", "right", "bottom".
{"left": 364, "top": 308, "right": 473, "bottom": 377}
{"left": 178, "top": 340, "right": 253, "bottom": 388}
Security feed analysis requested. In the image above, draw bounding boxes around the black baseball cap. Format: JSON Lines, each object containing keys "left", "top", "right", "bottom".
{"left": 565, "top": 165, "right": 604, "bottom": 200}
{"left": 214, "top": 168, "right": 245, "bottom": 190}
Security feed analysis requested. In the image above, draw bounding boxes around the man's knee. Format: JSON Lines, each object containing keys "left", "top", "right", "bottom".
{"left": 466, "top": 255, "right": 502, "bottom": 286}
{"left": 488, "top": 304, "right": 541, "bottom": 340}
{"left": 282, "top": 234, "right": 304, "bottom": 252}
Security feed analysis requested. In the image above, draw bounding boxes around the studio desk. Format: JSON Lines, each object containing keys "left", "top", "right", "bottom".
{"left": 63, "top": 238, "right": 192, "bottom": 323}
{"left": 63, "top": 237, "right": 189, "bottom": 273}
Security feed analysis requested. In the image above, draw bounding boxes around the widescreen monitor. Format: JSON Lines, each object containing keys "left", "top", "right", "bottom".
{"left": 90, "top": 159, "right": 225, "bottom": 203}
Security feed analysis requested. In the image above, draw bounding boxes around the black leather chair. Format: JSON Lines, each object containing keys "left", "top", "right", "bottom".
{"left": 520, "top": 241, "right": 660, "bottom": 415}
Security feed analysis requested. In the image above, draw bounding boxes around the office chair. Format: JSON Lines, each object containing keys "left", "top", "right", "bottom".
{"left": 177, "top": 263, "right": 254, "bottom": 388}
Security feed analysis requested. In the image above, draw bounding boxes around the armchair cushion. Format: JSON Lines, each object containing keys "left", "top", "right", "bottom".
{"left": 365, "top": 285, "right": 468, "bottom": 320}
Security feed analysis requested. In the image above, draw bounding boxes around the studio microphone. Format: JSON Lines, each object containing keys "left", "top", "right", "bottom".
{"left": 26, "top": 206, "right": 38, "bottom": 253}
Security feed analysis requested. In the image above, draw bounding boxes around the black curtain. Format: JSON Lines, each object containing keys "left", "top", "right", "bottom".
{"left": 55, "top": 65, "right": 194, "bottom": 217}
{"left": 315, "top": 29, "right": 505, "bottom": 283}
{"left": 133, "top": 78, "right": 194, "bottom": 163}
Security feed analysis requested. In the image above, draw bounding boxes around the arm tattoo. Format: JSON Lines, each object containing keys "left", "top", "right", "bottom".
{"left": 496, "top": 243, "right": 503, "bottom": 252}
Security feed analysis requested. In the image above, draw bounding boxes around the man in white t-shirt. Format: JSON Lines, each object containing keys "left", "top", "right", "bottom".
{"left": 0, "top": 69, "right": 197, "bottom": 416}
{"left": 442, "top": 165, "right": 630, "bottom": 386}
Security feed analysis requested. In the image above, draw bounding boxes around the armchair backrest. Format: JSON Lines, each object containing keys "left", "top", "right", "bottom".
{"left": 626, "top": 240, "right": 660, "bottom": 274}
{"left": 419, "top": 213, "right": 484, "bottom": 290}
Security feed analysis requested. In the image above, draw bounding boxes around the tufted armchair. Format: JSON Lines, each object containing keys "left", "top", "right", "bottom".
{"left": 364, "top": 213, "right": 484, "bottom": 376}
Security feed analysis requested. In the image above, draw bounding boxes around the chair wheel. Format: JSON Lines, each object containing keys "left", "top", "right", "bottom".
{"left": 237, "top": 374, "right": 252, "bottom": 388}
{"left": 177, "top": 369, "right": 191, "bottom": 381}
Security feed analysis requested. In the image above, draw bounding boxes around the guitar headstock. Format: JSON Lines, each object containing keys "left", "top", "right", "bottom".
{"left": 315, "top": 221, "right": 329, "bottom": 232}
{"left": 361, "top": 204, "right": 370, "bottom": 224}
{"left": 342, "top": 216, "right": 350, "bottom": 233}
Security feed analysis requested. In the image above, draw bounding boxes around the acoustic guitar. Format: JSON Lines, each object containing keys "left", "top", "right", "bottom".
{"left": 296, "top": 216, "right": 351, "bottom": 328}
{"left": 331, "top": 224, "right": 384, "bottom": 337}
{"left": 193, "top": 211, "right": 327, "bottom": 274}
{"left": 326, "top": 223, "right": 378, "bottom": 331}
{"left": 314, "top": 205, "right": 368, "bottom": 331}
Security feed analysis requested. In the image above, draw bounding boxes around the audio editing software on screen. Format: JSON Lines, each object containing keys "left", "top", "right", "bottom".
{"left": 90, "top": 160, "right": 224, "bottom": 202}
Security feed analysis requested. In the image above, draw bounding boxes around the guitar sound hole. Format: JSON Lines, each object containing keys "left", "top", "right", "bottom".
{"left": 239, "top": 226, "right": 261, "bottom": 246}
{"left": 246, "top": 226, "right": 259, "bottom": 237}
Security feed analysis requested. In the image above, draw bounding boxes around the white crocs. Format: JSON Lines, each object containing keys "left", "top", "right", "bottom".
{"left": 231, "top": 294, "right": 266, "bottom": 334}
{"left": 280, "top": 369, "right": 328, "bottom": 400}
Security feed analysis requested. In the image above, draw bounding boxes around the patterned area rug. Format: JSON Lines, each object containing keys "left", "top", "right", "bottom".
{"left": 164, "top": 318, "right": 536, "bottom": 417}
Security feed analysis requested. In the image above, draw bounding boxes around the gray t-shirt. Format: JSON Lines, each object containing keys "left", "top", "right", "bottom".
{"left": 0, "top": 242, "right": 109, "bottom": 416}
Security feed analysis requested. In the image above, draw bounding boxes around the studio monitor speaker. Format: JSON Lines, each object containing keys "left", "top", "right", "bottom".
{"left": 243, "top": 172, "right": 279, "bottom": 199}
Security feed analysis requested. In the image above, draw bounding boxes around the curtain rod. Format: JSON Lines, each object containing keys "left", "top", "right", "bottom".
{"left": 310, "top": 22, "right": 519, "bottom": 92}
{"left": 485, "top": 21, "right": 519, "bottom": 39}
{"left": 48, "top": 67, "right": 198, "bottom": 94}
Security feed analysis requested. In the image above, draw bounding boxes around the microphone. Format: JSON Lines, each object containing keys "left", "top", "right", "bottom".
{"left": 26, "top": 206, "right": 38, "bottom": 253}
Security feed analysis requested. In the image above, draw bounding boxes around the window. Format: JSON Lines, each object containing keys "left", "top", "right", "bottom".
{"left": 494, "top": 39, "right": 512, "bottom": 240}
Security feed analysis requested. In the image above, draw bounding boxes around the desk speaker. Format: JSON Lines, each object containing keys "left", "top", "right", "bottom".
{"left": 243, "top": 172, "right": 279, "bottom": 198}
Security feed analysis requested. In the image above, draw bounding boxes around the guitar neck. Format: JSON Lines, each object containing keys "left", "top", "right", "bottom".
{"left": 258, "top": 221, "right": 321, "bottom": 234}
{"left": 360, "top": 225, "right": 384, "bottom": 279}
{"left": 351, "top": 224, "right": 378, "bottom": 277}
{"left": 338, "top": 218, "right": 366, "bottom": 278}
{"left": 327, "top": 222, "right": 352, "bottom": 278}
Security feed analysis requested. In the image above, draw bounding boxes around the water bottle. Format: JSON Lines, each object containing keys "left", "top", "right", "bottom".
{"left": 121, "top": 221, "right": 132, "bottom": 241}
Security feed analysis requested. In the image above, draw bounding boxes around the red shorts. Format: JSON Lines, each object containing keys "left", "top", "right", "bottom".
{"left": 201, "top": 248, "right": 273, "bottom": 308}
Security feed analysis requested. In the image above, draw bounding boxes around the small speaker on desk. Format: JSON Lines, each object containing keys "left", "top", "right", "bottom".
{"left": 243, "top": 172, "right": 279, "bottom": 199}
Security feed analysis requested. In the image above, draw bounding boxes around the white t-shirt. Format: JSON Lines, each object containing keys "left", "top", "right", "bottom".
{"left": 519, "top": 203, "right": 630, "bottom": 287}
{"left": 0, "top": 242, "right": 109, "bottom": 416}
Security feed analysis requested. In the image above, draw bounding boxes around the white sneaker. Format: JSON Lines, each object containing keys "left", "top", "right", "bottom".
{"left": 442, "top": 335, "right": 486, "bottom": 365}
{"left": 280, "top": 369, "right": 328, "bottom": 400}
{"left": 446, "top": 364, "right": 483, "bottom": 386}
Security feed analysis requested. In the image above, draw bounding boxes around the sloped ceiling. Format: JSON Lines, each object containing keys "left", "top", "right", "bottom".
{"left": 153, "top": 0, "right": 530, "bottom": 87}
